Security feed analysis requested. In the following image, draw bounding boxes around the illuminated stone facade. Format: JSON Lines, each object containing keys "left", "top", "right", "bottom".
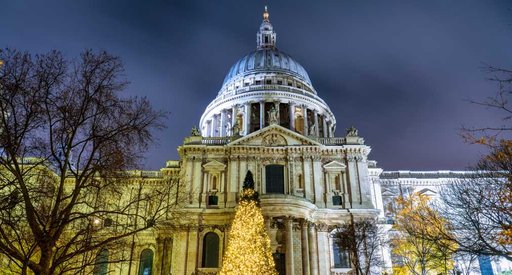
{"left": 125, "top": 8, "right": 386, "bottom": 275}
{"left": 96, "top": 7, "right": 510, "bottom": 275}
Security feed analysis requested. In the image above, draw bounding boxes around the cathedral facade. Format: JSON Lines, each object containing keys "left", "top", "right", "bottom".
{"left": 97, "top": 8, "right": 508, "bottom": 275}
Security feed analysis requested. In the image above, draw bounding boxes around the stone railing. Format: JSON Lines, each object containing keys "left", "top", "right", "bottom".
{"left": 201, "top": 137, "right": 232, "bottom": 145}
{"left": 184, "top": 136, "right": 236, "bottom": 145}
{"left": 312, "top": 137, "right": 346, "bottom": 145}
{"left": 126, "top": 170, "right": 162, "bottom": 178}
{"left": 184, "top": 136, "right": 349, "bottom": 146}
{"left": 140, "top": 171, "right": 162, "bottom": 178}
{"left": 330, "top": 268, "right": 353, "bottom": 275}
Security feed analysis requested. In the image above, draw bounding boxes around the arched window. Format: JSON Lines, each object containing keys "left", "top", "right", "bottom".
{"left": 93, "top": 248, "right": 109, "bottom": 275}
{"left": 138, "top": 249, "right": 154, "bottom": 275}
{"left": 202, "top": 232, "right": 220, "bottom": 267}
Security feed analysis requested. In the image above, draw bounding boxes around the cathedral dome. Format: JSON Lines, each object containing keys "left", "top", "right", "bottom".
{"left": 200, "top": 7, "right": 336, "bottom": 139}
{"left": 222, "top": 48, "right": 312, "bottom": 88}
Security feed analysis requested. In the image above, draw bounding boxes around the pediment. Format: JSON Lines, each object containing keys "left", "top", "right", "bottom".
{"left": 416, "top": 188, "right": 437, "bottom": 196}
{"left": 203, "top": 160, "right": 226, "bottom": 171}
{"left": 381, "top": 189, "right": 398, "bottom": 196}
{"left": 323, "top": 161, "right": 346, "bottom": 171}
{"left": 228, "top": 125, "right": 321, "bottom": 147}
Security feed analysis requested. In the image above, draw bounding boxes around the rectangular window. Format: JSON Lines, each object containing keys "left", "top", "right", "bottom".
{"left": 332, "top": 195, "right": 342, "bottom": 206}
{"left": 266, "top": 165, "right": 285, "bottom": 194}
{"left": 208, "top": 195, "right": 218, "bottom": 206}
{"left": 266, "top": 79, "right": 272, "bottom": 84}
{"left": 333, "top": 242, "right": 351, "bottom": 268}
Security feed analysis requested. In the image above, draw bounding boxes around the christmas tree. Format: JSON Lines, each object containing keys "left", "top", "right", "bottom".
{"left": 219, "top": 171, "right": 278, "bottom": 275}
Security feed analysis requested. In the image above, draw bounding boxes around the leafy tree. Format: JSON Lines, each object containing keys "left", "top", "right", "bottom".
{"left": 0, "top": 49, "right": 179, "bottom": 275}
{"left": 332, "top": 217, "right": 386, "bottom": 275}
{"left": 392, "top": 193, "right": 457, "bottom": 275}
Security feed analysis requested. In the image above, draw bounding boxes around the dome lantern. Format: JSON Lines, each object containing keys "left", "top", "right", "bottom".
{"left": 257, "top": 6, "right": 276, "bottom": 49}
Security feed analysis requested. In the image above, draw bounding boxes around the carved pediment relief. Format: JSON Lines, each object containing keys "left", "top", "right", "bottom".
{"left": 262, "top": 133, "right": 287, "bottom": 147}
{"left": 227, "top": 124, "right": 321, "bottom": 147}
{"left": 202, "top": 160, "right": 226, "bottom": 172}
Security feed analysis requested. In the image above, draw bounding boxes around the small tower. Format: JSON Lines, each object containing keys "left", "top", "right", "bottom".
{"left": 257, "top": 6, "right": 277, "bottom": 49}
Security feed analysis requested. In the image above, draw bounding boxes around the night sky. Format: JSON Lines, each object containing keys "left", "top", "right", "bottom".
{"left": 3, "top": 1, "right": 512, "bottom": 171}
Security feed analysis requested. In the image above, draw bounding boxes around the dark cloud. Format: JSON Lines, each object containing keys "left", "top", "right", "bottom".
{"left": 2, "top": 0, "right": 512, "bottom": 170}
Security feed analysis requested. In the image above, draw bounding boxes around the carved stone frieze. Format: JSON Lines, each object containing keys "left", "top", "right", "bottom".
{"left": 315, "top": 223, "right": 331, "bottom": 232}
{"left": 262, "top": 133, "right": 287, "bottom": 146}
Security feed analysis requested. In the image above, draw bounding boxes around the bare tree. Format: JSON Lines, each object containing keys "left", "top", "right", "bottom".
{"left": 453, "top": 251, "right": 480, "bottom": 275}
{"left": 332, "top": 216, "right": 386, "bottom": 275}
{"left": 435, "top": 65, "right": 512, "bottom": 262}
{"left": 438, "top": 152, "right": 512, "bottom": 261}
{"left": 0, "top": 49, "right": 181, "bottom": 275}
{"left": 462, "top": 66, "right": 512, "bottom": 141}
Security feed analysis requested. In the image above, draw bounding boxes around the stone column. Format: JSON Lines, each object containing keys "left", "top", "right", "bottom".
{"left": 244, "top": 103, "right": 251, "bottom": 135}
{"left": 289, "top": 103, "right": 295, "bottom": 131}
{"left": 220, "top": 110, "right": 226, "bottom": 136}
{"left": 308, "top": 223, "right": 319, "bottom": 275}
{"left": 347, "top": 154, "right": 359, "bottom": 208}
{"left": 209, "top": 118, "right": 214, "bottom": 137}
{"left": 207, "top": 120, "right": 212, "bottom": 137}
{"left": 260, "top": 101, "right": 265, "bottom": 129}
{"left": 301, "top": 220, "right": 310, "bottom": 275}
{"left": 316, "top": 228, "right": 330, "bottom": 275}
{"left": 302, "top": 105, "right": 308, "bottom": 135}
{"left": 356, "top": 156, "right": 372, "bottom": 207}
{"left": 312, "top": 156, "right": 324, "bottom": 206}
{"left": 303, "top": 156, "right": 312, "bottom": 201}
{"left": 327, "top": 121, "right": 333, "bottom": 137}
{"left": 192, "top": 159, "right": 202, "bottom": 206}
{"left": 322, "top": 116, "right": 328, "bottom": 138}
{"left": 231, "top": 106, "right": 237, "bottom": 126}
{"left": 285, "top": 217, "right": 295, "bottom": 275}
{"left": 313, "top": 110, "right": 319, "bottom": 136}
{"left": 213, "top": 114, "right": 220, "bottom": 137}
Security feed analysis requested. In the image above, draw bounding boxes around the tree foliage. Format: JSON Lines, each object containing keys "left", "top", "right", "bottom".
{"left": 0, "top": 49, "right": 177, "bottom": 275}
{"left": 392, "top": 193, "right": 457, "bottom": 275}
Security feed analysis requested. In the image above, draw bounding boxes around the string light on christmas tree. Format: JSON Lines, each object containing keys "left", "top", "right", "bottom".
{"left": 219, "top": 171, "right": 277, "bottom": 275}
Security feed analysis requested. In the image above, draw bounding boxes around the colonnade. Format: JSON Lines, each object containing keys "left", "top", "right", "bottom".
{"left": 204, "top": 102, "right": 334, "bottom": 138}
{"left": 266, "top": 216, "right": 325, "bottom": 275}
